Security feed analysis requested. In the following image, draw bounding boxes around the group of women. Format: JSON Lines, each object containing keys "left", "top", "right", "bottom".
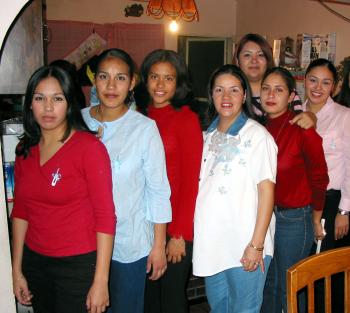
{"left": 11, "top": 32, "right": 349, "bottom": 313}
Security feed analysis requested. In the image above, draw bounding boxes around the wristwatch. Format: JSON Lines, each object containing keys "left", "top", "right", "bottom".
{"left": 338, "top": 209, "right": 350, "bottom": 216}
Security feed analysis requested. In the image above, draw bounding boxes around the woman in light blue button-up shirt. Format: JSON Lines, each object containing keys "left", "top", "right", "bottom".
{"left": 81, "top": 48, "right": 172, "bottom": 313}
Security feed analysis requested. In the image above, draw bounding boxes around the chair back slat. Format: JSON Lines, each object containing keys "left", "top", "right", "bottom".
{"left": 287, "top": 247, "right": 350, "bottom": 313}
{"left": 325, "top": 276, "right": 332, "bottom": 313}
{"left": 307, "top": 283, "right": 314, "bottom": 313}
{"left": 345, "top": 270, "right": 350, "bottom": 313}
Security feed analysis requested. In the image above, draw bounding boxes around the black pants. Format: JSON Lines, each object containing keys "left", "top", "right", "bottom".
{"left": 311, "top": 190, "right": 350, "bottom": 313}
{"left": 144, "top": 239, "right": 193, "bottom": 313}
{"left": 23, "top": 245, "right": 96, "bottom": 313}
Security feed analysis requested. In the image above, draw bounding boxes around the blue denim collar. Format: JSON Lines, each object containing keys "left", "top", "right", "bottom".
{"left": 207, "top": 112, "right": 248, "bottom": 136}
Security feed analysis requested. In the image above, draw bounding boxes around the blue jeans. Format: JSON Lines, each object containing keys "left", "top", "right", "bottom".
{"left": 205, "top": 256, "right": 271, "bottom": 313}
{"left": 261, "top": 205, "right": 314, "bottom": 313}
{"left": 107, "top": 256, "right": 147, "bottom": 313}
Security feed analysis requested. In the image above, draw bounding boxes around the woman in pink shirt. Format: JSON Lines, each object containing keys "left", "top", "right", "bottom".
{"left": 303, "top": 58, "right": 350, "bottom": 313}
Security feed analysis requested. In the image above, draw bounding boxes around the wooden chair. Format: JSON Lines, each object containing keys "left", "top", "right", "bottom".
{"left": 287, "top": 247, "right": 350, "bottom": 313}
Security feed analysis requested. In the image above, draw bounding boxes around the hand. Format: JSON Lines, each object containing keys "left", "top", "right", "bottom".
{"left": 240, "top": 245, "right": 264, "bottom": 273}
{"left": 166, "top": 237, "right": 186, "bottom": 264}
{"left": 147, "top": 245, "right": 167, "bottom": 280}
{"left": 335, "top": 214, "right": 349, "bottom": 240}
{"left": 289, "top": 112, "right": 316, "bottom": 129}
{"left": 12, "top": 271, "right": 32, "bottom": 305}
{"left": 86, "top": 280, "right": 109, "bottom": 313}
{"left": 314, "top": 221, "right": 326, "bottom": 241}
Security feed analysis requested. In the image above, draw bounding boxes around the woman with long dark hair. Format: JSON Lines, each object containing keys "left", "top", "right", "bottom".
{"left": 302, "top": 58, "right": 350, "bottom": 313}
{"left": 234, "top": 33, "right": 315, "bottom": 129}
{"left": 259, "top": 67, "right": 328, "bottom": 313}
{"left": 11, "top": 65, "right": 116, "bottom": 313}
{"left": 135, "top": 49, "right": 203, "bottom": 313}
{"left": 81, "top": 48, "right": 171, "bottom": 313}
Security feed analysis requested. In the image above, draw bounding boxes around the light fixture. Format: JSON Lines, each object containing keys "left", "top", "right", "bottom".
{"left": 169, "top": 19, "right": 179, "bottom": 32}
{"left": 146, "top": 0, "right": 199, "bottom": 22}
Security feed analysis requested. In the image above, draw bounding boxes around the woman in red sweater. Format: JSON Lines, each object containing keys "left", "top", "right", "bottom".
{"left": 259, "top": 67, "right": 329, "bottom": 313}
{"left": 11, "top": 65, "right": 116, "bottom": 313}
{"left": 135, "top": 49, "right": 203, "bottom": 313}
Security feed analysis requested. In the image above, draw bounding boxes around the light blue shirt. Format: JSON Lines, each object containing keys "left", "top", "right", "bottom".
{"left": 81, "top": 108, "right": 172, "bottom": 263}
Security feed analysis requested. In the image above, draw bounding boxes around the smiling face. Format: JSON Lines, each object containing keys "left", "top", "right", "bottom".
{"left": 147, "top": 61, "right": 177, "bottom": 108}
{"left": 305, "top": 65, "right": 334, "bottom": 108}
{"left": 94, "top": 56, "right": 135, "bottom": 110}
{"left": 261, "top": 73, "right": 295, "bottom": 119}
{"left": 212, "top": 73, "right": 245, "bottom": 129}
{"left": 31, "top": 77, "right": 68, "bottom": 133}
{"left": 237, "top": 41, "right": 267, "bottom": 84}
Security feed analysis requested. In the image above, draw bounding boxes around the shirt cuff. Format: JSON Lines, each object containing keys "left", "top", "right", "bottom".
{"left": 339, "top": 196, "right": 350, "bottom": 212}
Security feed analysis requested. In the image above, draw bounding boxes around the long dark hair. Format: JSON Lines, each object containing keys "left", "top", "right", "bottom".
{"left": 233, "top": 33, "right": 274, "bottom": 70}
{"left": 263, "top": 67, "right": 296, "bottom": 94}
{"left": 95, "top": 48, "right": 136, "bottom": 106}
{"left": 259, "top": 67, "right": 298, "bottom": 124}
{"left": 207, "top": 64, "right": 256, "bottom": 123}
{"left": 49, "top": 59, "right": 86, "bottom": 109}
{"left": 305, "top": 58, "right": 338, "bottom": 82}
{"left": 17, "top": 65, "right": 91, "bottom": 158}
{"left": 135, "top": 49, "right": 194, "bottom": 115}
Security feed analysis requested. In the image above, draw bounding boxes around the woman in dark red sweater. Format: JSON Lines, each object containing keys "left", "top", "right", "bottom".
{"left": 135, "top": 49, "right": 203, "bottom": 313}
{"left": 259, "top": 67, "right": 329, "bottom": 313}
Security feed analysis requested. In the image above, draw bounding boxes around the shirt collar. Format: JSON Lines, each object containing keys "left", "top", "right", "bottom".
{"left": 302, "top": 96, "right": 334, "bottom": 118}
{"left": 207, "top": 111, "right": 248, "bottom": 136}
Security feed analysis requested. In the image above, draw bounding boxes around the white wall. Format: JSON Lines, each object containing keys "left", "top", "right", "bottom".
{"left": 46, "top": 0, "right": 237, "bottom": 51}
{"left": 236, "top": 0, "right": 350, "bottom": 64}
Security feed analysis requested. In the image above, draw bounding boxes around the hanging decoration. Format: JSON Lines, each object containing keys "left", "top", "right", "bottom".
{"left": 64, "top": 32, "right": 107, "bottom": 70}
{"left": 146, "top": 0, "right": 199, "bottom": 21}
{"left": 125, "top": 4, "right": 144, "bottom": 17}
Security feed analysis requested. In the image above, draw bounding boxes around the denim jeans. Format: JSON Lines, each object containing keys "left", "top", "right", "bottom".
{"left": 261, "top": 205, "right": 314, "bottom": 313}
{"left": 107, "top": 256, "right": 147, "bottom": 313}
{"left": 205, "top": 256, "right": 271, "bottom": 313}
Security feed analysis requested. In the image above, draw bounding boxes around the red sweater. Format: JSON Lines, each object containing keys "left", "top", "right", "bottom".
{"left": 148, "top": 105, "right": 203, "bottom": 241}
{"left": 12, "top": 131, "right": 116, "bottom": 257}
{"left": 266, "top": 111, "right": 329, "bottom": 211}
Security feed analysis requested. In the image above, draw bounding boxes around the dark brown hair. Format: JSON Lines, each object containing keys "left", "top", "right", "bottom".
{"left": 233, "top": 33, "right": 274, "bottom": 70}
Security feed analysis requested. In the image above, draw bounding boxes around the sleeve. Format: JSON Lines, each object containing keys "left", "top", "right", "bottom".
{"left": 11, "top": 156, "right": 28, "bottom": 220}
{"left": 250, "top": 131, "right": 277, "bottom": 185}
{"left": 339, "top": 111, "right": 350, "bottom": 212}
{"left": 83, "top": 138, "right": 116, "bottom": 235}
{"left": 143, "top": 122, "right": 172, "bottom": 223}
{"left": 169, "top": 111, "right": 203, "bottom": 240}
{"left": 302, "top": 129, "right": 329, "bottom": 211}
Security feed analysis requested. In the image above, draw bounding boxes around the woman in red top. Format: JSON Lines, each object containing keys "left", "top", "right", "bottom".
{"left": 135, "top": 49, "right": 203, "bottom": 313}
{"left": 233, "top": 33, "right": 315, "bottom": 129}
{"left": 259, "top": 67, "right": 329, "bottom": 313}
{"left": 11, "top": 65, "right": 116, "bottom": 313}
